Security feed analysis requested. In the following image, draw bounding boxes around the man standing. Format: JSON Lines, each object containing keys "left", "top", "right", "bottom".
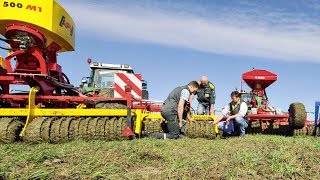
{"left": 192, "top": 76, "right": 216, "bottom": 115}
{"left": 146, "top": 81, "right": 199, "bottom": 139}
{"left": 214, "top": 91, "right": 248, "bottom": 137}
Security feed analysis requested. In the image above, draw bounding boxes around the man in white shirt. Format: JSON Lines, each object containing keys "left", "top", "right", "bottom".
{"left": 214, "top": 91, "right": 248, "bottom": 137}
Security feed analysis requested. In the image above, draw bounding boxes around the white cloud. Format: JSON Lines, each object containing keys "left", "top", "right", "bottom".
{"left": 62, "top": 1, "right": 320, "bottom": 63}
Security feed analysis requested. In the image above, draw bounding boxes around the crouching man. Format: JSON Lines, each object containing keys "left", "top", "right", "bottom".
{"left": 145, "top": 81, "right": 199, "bottom": 139}
{"left": 214, "top": 91, "right": 248, "bottom": 137}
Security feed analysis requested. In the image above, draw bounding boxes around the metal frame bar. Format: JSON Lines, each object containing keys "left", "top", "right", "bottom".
{"left": 314, "top": 101, "right": 320, "bottom": 134}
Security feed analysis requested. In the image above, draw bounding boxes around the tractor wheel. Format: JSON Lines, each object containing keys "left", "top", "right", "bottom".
{"left": 288, "top": 102, "right": 306, "bottom": 129}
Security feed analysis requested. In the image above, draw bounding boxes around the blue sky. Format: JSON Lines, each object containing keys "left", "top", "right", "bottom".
{"left": 2, "top": 0, "right": 320, "bottom": 119}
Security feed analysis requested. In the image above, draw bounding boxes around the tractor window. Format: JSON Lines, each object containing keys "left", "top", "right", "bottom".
{"left": 88, "top": 71, "right": 94, "bottom": 87}
{"left": 93, "top": 70, "right": 115, "bottom": 88}
{"left": 91, "top": 68, "right": 134, "bottom": 88}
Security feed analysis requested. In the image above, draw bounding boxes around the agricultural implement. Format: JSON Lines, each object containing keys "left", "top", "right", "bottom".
{"left": 240, "top": 69, "right": 307, "bottom": 135}
{"left": 0, "top": 0, "right": 216, "bottom": 143}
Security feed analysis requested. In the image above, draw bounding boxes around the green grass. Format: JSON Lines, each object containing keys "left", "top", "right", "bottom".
{"left": 1, "top": 135, "right": 320, "bottom": 179}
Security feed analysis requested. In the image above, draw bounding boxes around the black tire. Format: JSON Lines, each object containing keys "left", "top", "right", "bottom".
{"left": 288, "top": 102, "right": 306, "bottom": 129}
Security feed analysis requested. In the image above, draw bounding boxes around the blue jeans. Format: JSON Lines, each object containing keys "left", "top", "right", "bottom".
{"left": 218, "top": 117, "right": 248, "bottom": 136}
{"left": 197, "top": 104, "right": 210, "bottom": 115}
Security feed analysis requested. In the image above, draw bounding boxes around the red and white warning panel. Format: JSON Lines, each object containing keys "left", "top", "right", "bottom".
{"left": 114, "top": 73, "right": 142, "bottom": 99}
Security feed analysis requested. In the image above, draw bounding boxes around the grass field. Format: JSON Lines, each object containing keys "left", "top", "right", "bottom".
{"left": 1, "top": 135, "right": 320, "bottom": 179}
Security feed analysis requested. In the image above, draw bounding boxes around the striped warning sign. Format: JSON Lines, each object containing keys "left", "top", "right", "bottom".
{"left": 114, "top": 73, "right": 142, "bottom": 99}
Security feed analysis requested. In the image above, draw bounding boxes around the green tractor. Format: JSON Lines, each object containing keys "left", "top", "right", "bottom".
{"left": 80, "top": 61, "right": 149, "bottom": 100}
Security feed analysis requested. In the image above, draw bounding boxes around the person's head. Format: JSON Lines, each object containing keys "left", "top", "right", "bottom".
{"left": 188, "top": 81, "right": 200, "bottom": 94}
{"left": 230, "top": 91, "right": 241, "bottom": 103}
{"left": 200, "top": 76, "right": 208, "bottom": 86}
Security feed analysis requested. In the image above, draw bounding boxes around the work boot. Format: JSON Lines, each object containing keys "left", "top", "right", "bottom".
{"left": 178, "top": 134, "right": 187, "bottom": 139}
{"left": 143, "top": 132, "right": 166, "bottom": 139}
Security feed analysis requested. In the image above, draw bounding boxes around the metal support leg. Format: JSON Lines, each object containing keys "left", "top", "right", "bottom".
{"left": 20, "top": 86, "right": 39, "bottom": 137}
{"left": 122, "top": 107, "right": 134, "bottom": 137}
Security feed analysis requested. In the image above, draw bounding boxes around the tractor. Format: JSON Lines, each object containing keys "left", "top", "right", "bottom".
{"left": 80, "top": 60, "right": 149, "bottom": 100}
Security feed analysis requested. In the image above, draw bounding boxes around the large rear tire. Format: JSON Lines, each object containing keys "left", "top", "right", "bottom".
{"left": 288, "top": 102, "right": 306, "bottom": 129}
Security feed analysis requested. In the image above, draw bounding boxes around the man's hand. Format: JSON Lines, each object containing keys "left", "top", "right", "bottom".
{"left": 179, "top": 121, "right": 183, "bottom": 128}
{"left": 210, "top": 109, "right": 215, "bottom": 116}
{"left": 187, "top": 113, "right": 195, "bottom": 122}
{"left": 225, "top": 117, "right": 231, "bottom": 126}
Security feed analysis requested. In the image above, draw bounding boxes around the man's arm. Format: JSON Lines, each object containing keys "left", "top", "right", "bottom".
{"left": 213, "top": 105, "right": 229, "bottom": 124}
{"left": 213, "top": 114, "right": 224, "bottom": 125}
{"left": 210, "top": 86, "right": 216, "bottom": 115}
{"left": 210, "top": 104, "right": 215, "bottom": 115}
{"left": 177, "top": 98, "right": 185, "bottom": 128}
{"left": 178, "top": 89, "right": 190, "bottom": 128}
{"left": 225, "top": 113, "right": 242, "bottom": 122}
{"left": 189, "top": 93, "right": 195, "bottom": 105}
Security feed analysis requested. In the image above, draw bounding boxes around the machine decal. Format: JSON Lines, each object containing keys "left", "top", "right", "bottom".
{"left": 114, "top": 73, "right": 142, "bottom": 99}
{"left": 3, "top": 2, "right": 42, "bottom": 12}
{"left": 59, "top": 16, "right": 74, "bottom": 36}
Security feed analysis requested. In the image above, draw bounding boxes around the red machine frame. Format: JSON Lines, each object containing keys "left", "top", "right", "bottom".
{"left": 241, "top": 69, "right": 292, "bottom": 132}
{"left": 0, "top": 24, "right": 160, "bottom": 113}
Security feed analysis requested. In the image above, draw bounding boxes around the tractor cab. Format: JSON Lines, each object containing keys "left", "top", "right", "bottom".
{"left": 81, "top": 62, "right": 148, "bottom": 99}
{"left": 86, "top": 62, "right": 134, "bottom": 88}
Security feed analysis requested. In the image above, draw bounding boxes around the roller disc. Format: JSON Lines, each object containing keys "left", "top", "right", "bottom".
{"left": 40, "top": 117, "right": 55, "bottom": 142}
{"left": 69, "top": 118, "right": 81, "bottom": 141}
{"left": 49, "top": 117, "right": 65, "bottom": 143}
{"left": 117, "top": 117, "right": 128, "bottom": 140}
{"left": 78, "top": 117, "right": 91, "bottom": 140}
{"left": 0, "top": 118, "right": 23, "bottom": 143}
{"left": 59, "top": 117, "right": 73, "bottom": 142}
{"left": 96, "top": 117, "right": 108, "bottom": 140}
{"left": 23, "top": 117, "right": 50, "bottom": 143}
{"left": 104, "top": 117, "right": 117, "bottom": 140}
{"left": 87, "top": 117, "right": 99, "bottom": 139}
{"left": 114, "top": 117, "right": 123, "bottom": 140}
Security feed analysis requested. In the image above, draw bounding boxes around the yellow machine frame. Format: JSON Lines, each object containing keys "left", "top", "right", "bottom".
{"left": 0, "top": 87, "right": 218, "bottom": 137}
